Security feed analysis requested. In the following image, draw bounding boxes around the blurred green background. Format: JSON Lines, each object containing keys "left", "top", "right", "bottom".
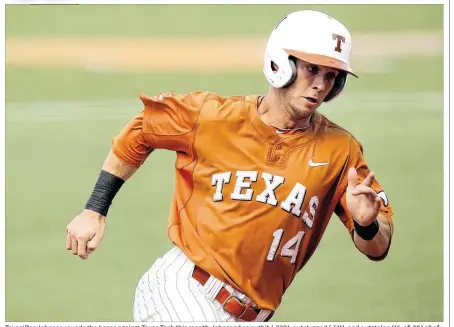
{"left": 5, "top": 4, "right": 444, "bottom": 322}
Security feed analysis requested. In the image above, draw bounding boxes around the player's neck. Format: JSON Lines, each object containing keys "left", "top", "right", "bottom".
{"left": 258, "top": 94, "right": 312, "bottom": 131}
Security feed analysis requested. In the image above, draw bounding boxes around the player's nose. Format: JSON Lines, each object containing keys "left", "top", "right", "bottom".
{"left": 311, "top": 74, "right": 326, "bottom": 92}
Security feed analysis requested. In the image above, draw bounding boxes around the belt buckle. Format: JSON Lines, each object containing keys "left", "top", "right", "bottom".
{"left": 222, "top": 293, "right": 257, "bottom": 321}
{"left": 222, "top": 294, "right": 243, "bottom": 315}
{"left": 221, "top": 293, "right": 236, "bottom": 309}
{"left": 222, "top": 294, "right": 233, "bottom": 309}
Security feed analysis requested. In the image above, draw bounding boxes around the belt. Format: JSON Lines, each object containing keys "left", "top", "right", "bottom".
{"left": 192, "top": 265, "right": 260, "bottom": 322}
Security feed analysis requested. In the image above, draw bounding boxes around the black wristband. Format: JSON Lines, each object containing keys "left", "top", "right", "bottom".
{"left": 354, "top": 219, "right": 379, "bottom": 241}
{"left": 85, "top": 170, "right": 125, "bottom": 217}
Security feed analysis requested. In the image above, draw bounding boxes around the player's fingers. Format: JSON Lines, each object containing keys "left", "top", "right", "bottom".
{"left": 88, "top": 221, "right": 106, "bottom": 251}
{"left": 362, "top": 171, "right": 375, "bottom": 187}
{"left": 351, "top": 185, "right": 377, "bottom": 198}
{"left": 374, "top": 197, "right": 382, "bottom": 211}
{"left": 65, "top": 233, "right": 72, "bottom": 250}
{"left": 87, "top": 235, "right": 100, "bottom": 252}
{"left": 71, "top": 237, "right": 78, "bottom": 255}
{"left": 347, "top": 167, "right": 358, "bottom": 189}
{"left": 77, "top": 237, "right": 88, "bottom": 259}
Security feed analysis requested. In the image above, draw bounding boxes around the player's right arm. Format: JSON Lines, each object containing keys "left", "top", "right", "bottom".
{"left": 65, "top": 91, "right": 209, "bottom": 260}
{"left": 65, "top": 107, "right": 152, "bottom": 260}
{"left": 64, "top": 154, "right": 142, "bottom": 260}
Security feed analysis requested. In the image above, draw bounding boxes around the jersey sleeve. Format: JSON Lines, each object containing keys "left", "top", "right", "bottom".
{"left": 334, "top": 136, "right": 394, "bottom": 260}
{"left": 111, "top": 91, "right": 209, "bottom": 167}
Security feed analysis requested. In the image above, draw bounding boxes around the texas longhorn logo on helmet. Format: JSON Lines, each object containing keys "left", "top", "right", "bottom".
{"left": 332, "top": 33, "right": 346, "bottom": 53}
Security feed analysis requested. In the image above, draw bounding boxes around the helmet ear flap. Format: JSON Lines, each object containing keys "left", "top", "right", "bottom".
{"left": 284, "top": 57, "right": 297, "bottom": 87}
{"left": 324, "top": 72, "right": 347, "bottom": 102}
{"left": 264, "top": 48, "right": 298, "bottom": 88}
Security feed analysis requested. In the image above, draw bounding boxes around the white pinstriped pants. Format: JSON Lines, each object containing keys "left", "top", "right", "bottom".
{"left": 133, "top": 246, "right": 272, "bottom": 322}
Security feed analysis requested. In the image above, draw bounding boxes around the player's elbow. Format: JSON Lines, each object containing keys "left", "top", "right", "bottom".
{"left": 364, "top": 239, "right": 392, "bottom": 262}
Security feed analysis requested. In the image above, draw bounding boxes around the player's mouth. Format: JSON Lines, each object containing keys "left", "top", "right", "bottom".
{"left": 303, "top": 96, "right": 319, "bottom": 105}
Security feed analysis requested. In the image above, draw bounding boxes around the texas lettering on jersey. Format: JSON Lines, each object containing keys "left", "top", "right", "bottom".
{"left": 111, "top": 91, "right": 394, "bottom": 310}
{"left": 212, "top": 170, "right": 318, "bottom": 229}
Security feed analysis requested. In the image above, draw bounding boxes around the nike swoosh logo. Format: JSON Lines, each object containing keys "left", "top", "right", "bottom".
{"left": 308, "top": 159, "right": 329, "bottom": 167}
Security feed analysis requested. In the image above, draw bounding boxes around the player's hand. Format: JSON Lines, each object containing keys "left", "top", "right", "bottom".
{"left": 346, "top": 167, "right": 382, "bottom": 226}
{"left": 65, "top": 209, "right": 106, "bottom": 259}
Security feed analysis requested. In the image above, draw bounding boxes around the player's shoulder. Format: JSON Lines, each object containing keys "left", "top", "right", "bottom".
{"left": 319, "top": 114, "right": 364, "bottom": 153}
{"left": 139, "top": 90, "right": 210, "bottom": 108}
{"left": 202, "top": 92, "right": 254, "bottom": 108}
{"left": 139, "top": 90, "right": 248, "bottom": 109}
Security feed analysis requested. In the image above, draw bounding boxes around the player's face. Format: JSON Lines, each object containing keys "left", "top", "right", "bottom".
{"left": 280, "top": 59, "right": 340, "bottom": 118}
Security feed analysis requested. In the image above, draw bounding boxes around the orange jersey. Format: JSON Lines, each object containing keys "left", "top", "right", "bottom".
{"left": 112, "top": 91, "right": 394, "bottom": 311}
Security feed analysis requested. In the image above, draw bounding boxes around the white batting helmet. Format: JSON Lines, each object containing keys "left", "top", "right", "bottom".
{"left": 263, "top": 10, "right": 358, "bottom": 102}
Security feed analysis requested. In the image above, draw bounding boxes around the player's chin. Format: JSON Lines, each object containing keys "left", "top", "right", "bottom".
{"left": 295, "top": 101, "right": 320, "bottom": 116}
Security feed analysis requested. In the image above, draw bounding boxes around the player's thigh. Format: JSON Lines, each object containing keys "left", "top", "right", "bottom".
{"left": 133, "top": 248, "right": 236, "bottom": 322}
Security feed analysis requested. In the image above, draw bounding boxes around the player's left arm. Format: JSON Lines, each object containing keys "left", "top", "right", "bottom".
{"left": 335, "top": 137, "right": 394, "bottom": 261}
{"left": 346, "top": 167, "right": 394, "bottom": 259}
{"left": 353, "top": 213, "right": 392, "bottom": 259}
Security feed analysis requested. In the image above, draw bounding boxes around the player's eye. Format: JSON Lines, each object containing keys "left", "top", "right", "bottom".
{"left": 307, "top": 64, "right": 318, "bottom": 75}
{"left": 326, "top": 72, "right": 338, "bottom": 81}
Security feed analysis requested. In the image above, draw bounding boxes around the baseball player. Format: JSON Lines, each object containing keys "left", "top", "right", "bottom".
{"left": 65, "top": 10, "right": 394, "bottom": 322}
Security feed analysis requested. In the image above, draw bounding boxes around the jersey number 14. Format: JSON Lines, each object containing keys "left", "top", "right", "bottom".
{"left": 266, "top": 229, "right": 305, "bottom": 264}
